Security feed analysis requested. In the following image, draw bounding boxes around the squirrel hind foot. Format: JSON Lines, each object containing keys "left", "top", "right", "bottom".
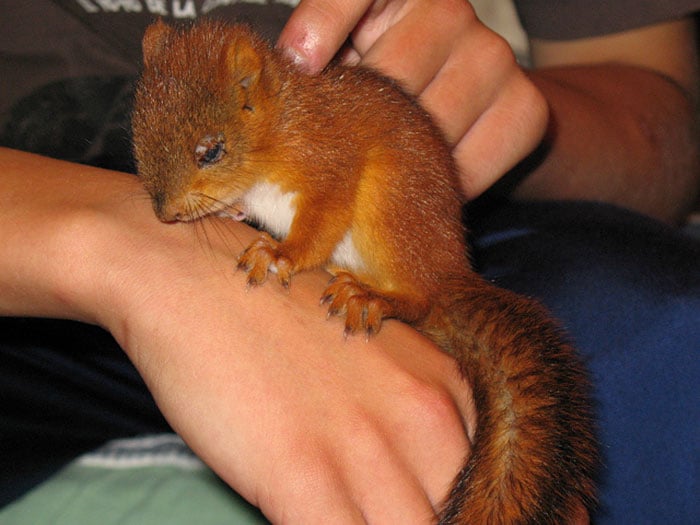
{"left": 322, "top": 271, "right": 388, "bottom": 337}
{"left": 322, "top": 271, "right": 431, "bottom": 338}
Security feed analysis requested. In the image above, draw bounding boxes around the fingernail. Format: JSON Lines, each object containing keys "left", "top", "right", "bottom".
{"left": 278, "top": 25, "right": 325, "bottom": 74}
{"left": 280, "top": 44, "right": 303, "bottom": 65}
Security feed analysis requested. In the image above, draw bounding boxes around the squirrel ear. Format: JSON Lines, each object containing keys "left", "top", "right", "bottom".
{"left": 142, "top": 19, "right": 171, "bottom": 67}
{"left": 224, "top": 27, "right": 265, "bottom": 90}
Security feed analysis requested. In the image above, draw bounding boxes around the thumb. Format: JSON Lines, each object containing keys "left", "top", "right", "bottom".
{"left": 277, "top": 0, "right": 371, "bottom": 73}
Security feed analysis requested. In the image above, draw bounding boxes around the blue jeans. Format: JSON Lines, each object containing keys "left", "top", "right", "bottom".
{"left": 470, "top": 201, "right": 700, "bottom": 524}
{"left": 2, "top": 201, "right": 698, "bottom": 523}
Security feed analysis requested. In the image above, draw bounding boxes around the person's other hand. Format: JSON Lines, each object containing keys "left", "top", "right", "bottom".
{"left": 278, "top": 0, "right": 548, "bottom": 199}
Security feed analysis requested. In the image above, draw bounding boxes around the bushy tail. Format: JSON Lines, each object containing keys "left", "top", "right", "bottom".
{"left": 425, "top": 277, "right": 598, "bottom": 524}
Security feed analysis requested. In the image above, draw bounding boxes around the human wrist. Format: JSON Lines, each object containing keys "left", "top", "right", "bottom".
{"left": 0, "top": 148, "right": 184, "bottom": 330}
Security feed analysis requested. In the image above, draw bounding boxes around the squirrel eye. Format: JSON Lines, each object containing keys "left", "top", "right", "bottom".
{"left": 195, "top": 134, "right": 226, "bottom": 168}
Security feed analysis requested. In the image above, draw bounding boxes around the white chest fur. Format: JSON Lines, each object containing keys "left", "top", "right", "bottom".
{"left": 330, "top": 230, "right": 366, "bottom": 273}
{"left": 241, "top": 181, "right": 366, "bottom": 273}
{"left": 241, "top": 181, "right": 297, "bottom": 239}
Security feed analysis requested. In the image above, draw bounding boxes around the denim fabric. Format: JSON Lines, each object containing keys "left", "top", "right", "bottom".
{"left": 471, "top": 201, "right": 700, "bottom": 524}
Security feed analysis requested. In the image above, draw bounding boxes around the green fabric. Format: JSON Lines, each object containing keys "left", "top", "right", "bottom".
{"left": 0, "top": 436, "right": 269, "bottom": 524}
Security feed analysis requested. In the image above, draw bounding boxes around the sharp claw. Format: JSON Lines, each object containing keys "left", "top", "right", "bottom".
{"left": 246, "top": 274, "right": 264, "bottom": 288}
{"left": 327, "top": 306, "right": 340, "bottom": 318}
{"left": 343, "top": 325, "right": 353, "bottom": 340}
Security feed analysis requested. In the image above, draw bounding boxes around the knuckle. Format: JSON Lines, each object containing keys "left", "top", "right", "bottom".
{"left": 433, "top": 0, "right": 478, "bottom": 26}
{"left": 401, "top": 376, "right": 463, "bottom": 431}
{"left": 510, "top": 73, "right": 550, "bottom": 143}
{"left": 426, "top": 0, "right": 479, "bottom": 43}
{"left": 484, "top": 30, "right": 518, "bottom": 69}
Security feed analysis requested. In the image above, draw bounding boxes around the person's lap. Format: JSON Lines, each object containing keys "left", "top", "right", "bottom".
{"left": 470, "top": 200, "right": 700, "bottom": 523}
{"left": 2, "top": 200, "right": 698, "bottom": 523}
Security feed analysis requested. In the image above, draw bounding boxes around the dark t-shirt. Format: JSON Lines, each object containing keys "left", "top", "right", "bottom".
{"left": 0, "top": 1, "right": 295, "bottom": 171}
{"left": 0, "top": 0, "right": 697, "bottom": 170}
{"left": 515, "top": 0, "right": 700, "bottom": 39}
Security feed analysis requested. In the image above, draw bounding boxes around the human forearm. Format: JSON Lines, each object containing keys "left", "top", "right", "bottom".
{"left": 517, "top": 64, "right": 699, "bottom": 224}
{"left": 0, "top": 147, "right": 136, "bottom": 320}
{"left": 511, "top": 18, "right": 700, "bottom": 224}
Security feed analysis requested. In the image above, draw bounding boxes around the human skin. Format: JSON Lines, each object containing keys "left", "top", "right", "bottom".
{"left": 0, "top": 147, "right": 474, "bottom": 523}
{"left": 278, "top": 0, "right": 700, "bottom": 224}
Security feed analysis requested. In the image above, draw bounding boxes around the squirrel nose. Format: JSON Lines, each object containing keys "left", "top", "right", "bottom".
{"left": 152, "top": 191, "right": 181, "bottom": 223}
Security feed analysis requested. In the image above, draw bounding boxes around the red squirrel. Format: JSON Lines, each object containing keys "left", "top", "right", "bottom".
{"left": 132, "top": 20, "right": 598, "bottom": 524}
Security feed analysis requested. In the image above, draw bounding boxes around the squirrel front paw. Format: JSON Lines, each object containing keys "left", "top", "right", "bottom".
{"left": 237, "top": 232, "right": 293, "bottom": 288}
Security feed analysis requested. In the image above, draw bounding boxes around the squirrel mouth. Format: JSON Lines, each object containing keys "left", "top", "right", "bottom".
{"left": 216, "top": 206, "right": 247, "bottom": 222}
{"left": 179, "top": 193, "right": 248, "bottom": 222}
{"left": 210, "top": 196, "right": 248, "bottom": 222}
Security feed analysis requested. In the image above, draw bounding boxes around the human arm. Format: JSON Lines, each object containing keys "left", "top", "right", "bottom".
{"left": 520, "top": 18, "right": 699, "bottom": 224}
{"left": 0, "top": 147, "right": 473, "bottom": 522}
{"left": 277, "top": 0, "right": 699, "bottom": 224}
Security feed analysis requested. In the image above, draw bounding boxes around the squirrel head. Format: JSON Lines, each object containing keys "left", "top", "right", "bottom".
{"left": 133, "top": 19, "right": 285, "bottom": 222}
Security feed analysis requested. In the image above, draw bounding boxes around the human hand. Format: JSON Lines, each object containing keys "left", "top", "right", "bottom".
{"left": 5, "top": 153, "right": 473, "bottom": 523}
{"left": 278, "top": 0, "right": 548, "bottom": 199}
{"left": 97, "top": 186, "right": 473, "bottom": 523}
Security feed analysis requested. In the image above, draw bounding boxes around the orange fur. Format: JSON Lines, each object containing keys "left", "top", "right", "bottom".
{"left": 133, "top": 20, "right": 598, "bottom": 523}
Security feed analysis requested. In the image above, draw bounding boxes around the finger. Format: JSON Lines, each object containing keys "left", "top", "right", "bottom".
{"left": 344, "top": 344, "right": 472, "bottom": 515}
{"left": 353, "top": 0, "right": 478, "bottom": 95}
{"left": 261, "top": 461, "right": 369, "bottom": 524}
{"left": 277, "top": 0, "right": 372, "bottom": 73}
{"left": 453, "top": 72, "right": 549, "bottom": 199}
{"left": 335, "top": 417, "right": 439, "bottom": 523}
{"left": 381, "top": 365, "right": 472, "bottom": 509}
{"left": 419, "top": 23, "right": 518, "bottom": 145}
{"left": 339, "top": 45, "right": 362, "bottom": 67}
